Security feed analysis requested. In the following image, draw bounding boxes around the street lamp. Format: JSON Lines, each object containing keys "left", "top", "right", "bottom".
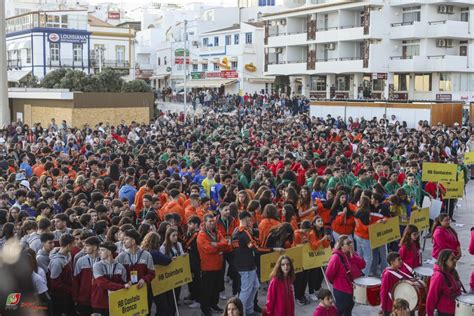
{"left": 95, "top": 46, "right": 106, "bottom": 73}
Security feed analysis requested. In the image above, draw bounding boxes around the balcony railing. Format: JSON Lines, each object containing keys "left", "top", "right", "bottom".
{"left": 391, "top": 21, "right": 415, "bottom": 27}
{"left": 47, "top": 58, "right": 88, "bottom": 68}
{"left": 389, "top": 56, "right": 415, "bottom": 60}
{"left": 91, "top": 59, "right": 130, "bottom": 68}
{"left": 7, "top": 59, "right": 22, "bottom": 68}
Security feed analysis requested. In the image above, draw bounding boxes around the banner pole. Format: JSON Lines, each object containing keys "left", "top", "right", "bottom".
{"left": 173, "top": 288, "right": 179, "bottom": 316}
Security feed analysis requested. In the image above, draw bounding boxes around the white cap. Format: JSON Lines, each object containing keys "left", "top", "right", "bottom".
{"left": 20, "top": 180, "right": 30, "bottom": 190}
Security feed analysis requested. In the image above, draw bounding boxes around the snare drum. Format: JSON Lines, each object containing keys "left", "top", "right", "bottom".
{"left": 455, "top": 294, "right": 474, "bottom": 316}
{"left": 392, "top": 279, "right": 426, "bottom": 311}
{"left": 353, "top": 277, "right": 381, "bottom": 306}
{"left": 414, "top": 265, "right": 433, "bottom": 288}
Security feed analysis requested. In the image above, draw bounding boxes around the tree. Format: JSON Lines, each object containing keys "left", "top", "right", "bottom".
{"left": 96, "top": 68, "right": 125, "bottom": 92}
{"left": 121, "top": 80, "right": 152, "bottom": 92}
{"left": 19, "top": 74, "right": 39, "bottom": 88}
{"left": 40, "top": 69, "right": 67, "bottom": 88}
{"left": 58, "top": 70, "right": 89, "bottom": 91}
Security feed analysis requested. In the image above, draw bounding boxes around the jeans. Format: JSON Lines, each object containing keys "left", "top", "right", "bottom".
{"left": 355, "top": 235, "right": 372, "bottom": 276}
{"left": 371, "top": 245, "right": 388, "bottom": 276}
{"left": 238, "top": 270, "right": 260, "bottom": 315}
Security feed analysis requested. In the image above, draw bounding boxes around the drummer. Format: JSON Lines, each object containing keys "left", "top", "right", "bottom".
{"left": 380, "top": 252, "right": 413, "bottom": 316}
{"left": 426, "top": 249, "right": 462, "bottom": 316}
{"left": 398, "top": 224, "right": 421, "bottom": 271}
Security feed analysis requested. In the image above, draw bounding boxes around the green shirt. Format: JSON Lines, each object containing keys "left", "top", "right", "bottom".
{"left": 384, "top": 181, "right": 400, "bottom": 195}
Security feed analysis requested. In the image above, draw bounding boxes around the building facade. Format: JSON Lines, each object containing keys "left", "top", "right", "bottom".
{"left": 262, "top": 0, "right": 474, "bottom": 102}
{"left": 6, "top": 10, "right": 135, "bottom": 82}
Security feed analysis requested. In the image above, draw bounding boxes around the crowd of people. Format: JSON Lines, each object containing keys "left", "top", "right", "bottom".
{"left": 0, "top": 99, "right": 473, "bottom": 316}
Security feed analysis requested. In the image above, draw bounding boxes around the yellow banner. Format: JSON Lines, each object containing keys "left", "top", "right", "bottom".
{"left": 260, "top": 246, "right": 303, "bottom": 282}
{"left": 421, "top": 162, "right": 457, "bottom": 182}
{"left": 368, "top": 216, "right": 401, "bottom": 249}
{"left": 151, "top": 254, "right": 192, "bottom": 296}
{"left": 463, "top": 151, "right": 474, "bottom": 164}
{"left": 442, "top": 181, "right": 465, "bottom": 199}
{"left": 108, "top": 284, "right": 148, "bottom": 316}
{"left": 302, "top": 244, "right": 331, "bottom": 270}
{"left": 409, "top": 208, "right": 430, "bottom": 231}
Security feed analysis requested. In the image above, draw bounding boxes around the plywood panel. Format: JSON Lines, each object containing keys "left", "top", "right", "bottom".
{"left": 310, "top": 105, "right": 345, "bottom": 119}
{"left": 386, "top": 108, "right": 431, "bottom": 128}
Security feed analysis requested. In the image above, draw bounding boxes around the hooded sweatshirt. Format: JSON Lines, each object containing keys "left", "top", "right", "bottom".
{"left": 73, "top": 254, "right": 100, "bottom": 306}
{"left": 325, "top": 249, "right": 365, "bottom": 294}
{"left": 119, "top": 184, "right": 137, "bottom": 206}
{"left": 49, "top": 251, "right": 73, "bottom": 297}
{"left": 426, "top": 264, "right": 462, "bottom": 316}
{"left": 432, "top": 226, "right": 460, "bottom": 259}
{"left": 36, "top": 249, "right": 51, "bottom": 273}
{"left": 20, "top": 232, "right": 42, "bottom": 253}
{"left": 91, "top": 260, "right": 127, "bottom": 310}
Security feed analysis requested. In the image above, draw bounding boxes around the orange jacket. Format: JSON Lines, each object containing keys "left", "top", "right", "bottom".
{"left": 216, "top": 215, "right": 239, "bottom": 240}
{"left": 331, "top": 205, "right": 356, "bottom": 236}
{"left": 196, "top": 207, "right": 213, "bottom": 222}
{"left": 281, "top": 215, "right": 298, "bottom": 232}
{"left": 293, "top": 229, "right": 309, "bottom": 246}
{"left": 308, "top": 230, "right": 331, "bottom": 250}
{"left": 316, "top": 199, "right": 331, "bottom": 225}
{"left": 184, "top": 206, "right": 197, "bottom": 222}
{"left": 258, "top": 218, "right": 280, "bottom": 244}
{"left": 134, "top": 186, "right": 152, "bottom": 215}
{"left": 160, "top": 200, "right": 185, "bottom": 222}
{"left": 197, "top": 229, "right": 231, "bottom": 271}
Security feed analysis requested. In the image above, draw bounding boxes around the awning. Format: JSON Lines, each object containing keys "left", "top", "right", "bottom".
{"left": 7, "top": 70, "right": 31, "bottom": 82}
{"left": 17, "top": 41, "right": 31, "bottom": 50}
{"left": 248, "top": 77, "right": 275, "bottom": 84}
{"left": 151, "top": 73, "right": 170, "bottom": 80}
{"left": 176, "top": 79, "right": 238, "bottom": 89}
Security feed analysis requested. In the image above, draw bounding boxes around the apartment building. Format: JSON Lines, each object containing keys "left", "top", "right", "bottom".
{"left": 6, "top": 10, "right": 135, "bottom": 82}
{"left": 262, "top": 0, "right": 474, "bottom": 102}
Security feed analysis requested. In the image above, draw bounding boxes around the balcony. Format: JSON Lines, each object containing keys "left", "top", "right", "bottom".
{"left": 315, "top": 26, "right": 365, "bottom": 43}
{"left": 7, "top": 59, "right": 22, "bottom": 69}
{"left": 391, "top": 0, "right": 472, "bottom": 5}
{"left": 390, "top": 21, "right": 424, "bottom": 39}
{"left": 199, "top": 45, "right": 226, "bottom": 56}
{"left": 315, "top": 58, "right": 364, "bottom": 74}
{"left": 136, "top": 45, "right": 152, "bottom": 55}
{"left": 47, "top": 58, "right": 88, "bottom": 68}
{"left": 425, "top": 55, "right": 468, "bottom": 72}
{"left": 267, "top": 32, "right": 307, "bottom": 47}
{"left": 388, "top": 55, "right": 424, "bottom": 72}
{"left": 266, "top": 61, "right": 307, "bottom": 75}
{"left": 91, "top": 59, "right": 130, "bottom": 69}
{"left": 426, "top": 20, "right": 470, "bottom": 39}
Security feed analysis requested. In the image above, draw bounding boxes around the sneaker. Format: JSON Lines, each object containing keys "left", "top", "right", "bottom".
{"left": 189, "top": 301, "right": 200, "bottom": 309}
{"left": 219, "top": 292, "right": 228, "bottom": 300}
{"left": 211, "top": 305, "right": 224, "bottom": 313}
{"left": 183, "top": 296, "right": 194, "bottom": 304}
{"left": 224, "top": 276, "right": 231, "bottom": 283}
{"left": 296, "top": 298, "right": 307, "bottom": 306}
{"left": 309, "top": 293, "right": 318, "bottom": 302}
{"left": 303, "top": 296, "right": 311, "bottom": 305}
{"left": 451, "top": 217, "right": 456, "bottom": 222}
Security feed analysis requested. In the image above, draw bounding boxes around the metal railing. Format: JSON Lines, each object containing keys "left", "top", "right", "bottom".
{"left": 391, "top": 21, "right": 415, "bottom": 27}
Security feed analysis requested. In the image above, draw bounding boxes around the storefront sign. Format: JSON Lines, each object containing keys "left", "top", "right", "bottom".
{"left": 372, "top": 73, "right": 387, "bottom": 80}
{"left": 421, "top": 162, "right": 457, "bottom": 182}
{"left": 391, "top": 92, "right": 408, "bottom": 100}
{"left": 436, "top": 94, "right": 452, "bottom": 101}
{"left": 206, "top": 71, "right": 222, "bottom": 78}
{"left": 368, "top": 216, "right": 401, "bottom": 249}
{"left": 175, "top": 58, "right": 190, "bottom": 65}
{"left": 221, "top": 70, "right": 238, "bottom": 79}
{"left": 175, "top": 48, "right": 189, "bottom": 57}
{"left": 191, "top": 72, "right": 205, "bottom": 79}
{"left": 108, "top": 11, "right": 120, "bottom": 19}
{"left": 310, "top": 91, "right": 327, "bottom": 99}
{"left": 48, "top": 32, "right": 88, "bottom": 44}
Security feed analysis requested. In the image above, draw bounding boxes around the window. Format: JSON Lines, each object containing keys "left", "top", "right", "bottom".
{"left": 259, "top": 0, "right": 275, "bottom": 5}
{"left": 452, "top": 73, "right": 470, "bottom": 91}
{"left": 311, "top": 76, "right": 326, "bottom": 91}
{"left": 402, "top": 40, "right": 420, "bottom": 58}
{"left": 45, "top": 14, "right": 68, "bottom": 28}
{"left": 231, "top": 61, "right": 238, "bottom": 70}
{"left": 26, "top": 48, "right": 31, "bottom": 63}
{"left": 373, "top": 79, "right": 385, "bottom": 91}
{"left": 245, "top": 32, "right": 253, "bottom": 44}
{"left": 225, "top": 35, "right": 231, "bottom": 45}
{"left": 192, "top": 64, "right": 198, "bottom": 71}
{"left": 393, "top": 73, "right": 410, "bottom": 91}
{"left": 402, "top": 6, "right": 421, "bottom": 23}
{"left": 234, "top": 34, "right": 239, "bottom": 45}
{"left": 214, "top": 37, "right": 219, "bottom": 46}
{"left": 214, "top": 63, "right": 219, "bottom": 71}
{"left": 439, "top": 73, "right": 452, "bottom": 92}
{"left": 50, "top": 43, "right": 59, "bottom": 61}
{"left": 461, "top": 8, "right": 469, "bottom": 22}
{"left": 177, "top": 64, "right": 183, "bottom": 70}
{"left": 116, "top": 45, "right": 125, "bottom": 63}
{"left": 202, "top": 63, "right": 208, "bottom": 71}
{"left": 414, "top": 74, "right": 431, "bottom": 92}
{"left": 164, "top": 56, "right": 167, "bottom": 65}
{"left": 335, "top": 75, "right": 350, "bottom": 91}
{"left": 73, "top": 44, "right": 82, "bottom": 62}
{"left": 157, "top": 57, "right": 161, "bottom": 66}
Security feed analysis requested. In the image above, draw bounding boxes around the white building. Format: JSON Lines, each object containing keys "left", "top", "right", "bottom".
{"left": 5, "top": 10, "right": 135, "bottom": 82}
{"left": 262, "top": 0, "right": 474, "bottom": 102}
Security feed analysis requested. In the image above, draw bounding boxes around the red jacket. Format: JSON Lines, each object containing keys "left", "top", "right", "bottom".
{"left": 197, "top": 229, "right": 231, "bottom": 271}
{"left": 312, "top": 304, "right": 337, "bottom": 316}
{"left": 432, "top": 226, "right": 460, "bottom": 259}
{"left": 380, "top": 268, "right": 412, "bottom": 312}
{"left": 49, "top": 252, "right": 73, "bottom": 298}
{"left": 426, "top": 264, "right": 462, "bottom": 316}
{"left": 325, "top": 249, "right": 365, "bottom": 294}
{"left": 399, "top": 244, "right": 420, "bottom": 269}
{"left": 265, "top": 277, "right": 295, "bottom": 316}
{"left": 91, "top": 260, "right": 127, "bottom": 310}
{"left": 73, "top": 255, "right": 100, "bottom": 306}
{"left": 116, "top": 249, "right": 156, "bottom": 285}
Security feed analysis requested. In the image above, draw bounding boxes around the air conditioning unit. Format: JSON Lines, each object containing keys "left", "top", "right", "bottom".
{"left": 280, "top": 19, "right": 287, "bottom": 25}
{"left": 447, "top": 6, "right": 454, "bottom": 14}
{"left": 327, "top": 43, "right": 336, "bottom": 50}
{"left": 276, "top": 47, "right": 283, "bottom": 53}
{"left": 192, "top": 41, "right": 199, "bottom": 47}
{"left": 445, "top": 39, "right": 453, "bottom": 47}
{"left": 438, "top": 5, "right": 447, "bottom": 14}
{"left": 436, "top": 39, "right": 446, "bottom": 47}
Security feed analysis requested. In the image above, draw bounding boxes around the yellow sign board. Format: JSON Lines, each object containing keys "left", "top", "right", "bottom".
{"left": 368, "top": 216, "right": 401, "bottom": 249}
{"left": 260, "top": 246, "right": 303, "bottom": 282}
{"left": 463, "top": 151, "right": 474, "bottom": 164}
{"left": 109, "top": 284, "right": 148, "bottom": 316}
{"left": 421, "top": 162, "right": 457, "bottom": 182}
{"left": 151, "top": 254, "right": 192, "bottom": 296}
{"left": 409, "top": 208, "right": 430, "bottom": 231}
{"left": 302, "top": 244, "right": 332, "bottom": 270}
{"left": 442, "top": 181, "right": 465, "bottom": 199}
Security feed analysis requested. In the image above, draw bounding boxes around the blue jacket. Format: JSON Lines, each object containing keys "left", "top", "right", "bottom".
{"left": 119, "top": 184, "right": 137, "bottom": 206}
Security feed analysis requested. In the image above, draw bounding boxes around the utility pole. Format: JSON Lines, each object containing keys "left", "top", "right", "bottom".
{"left": 183, "top": 19, "right": 188, "bottom": 114}
{"left": 0, "top": 1, "right": 10, "bottom": 126}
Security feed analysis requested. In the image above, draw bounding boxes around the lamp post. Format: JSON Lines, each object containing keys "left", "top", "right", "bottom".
{"left": 0, "top": 2, "right": 10, "bottom": 126}
{"left": 183, "top": 19, "right": 188, "bottom": 114}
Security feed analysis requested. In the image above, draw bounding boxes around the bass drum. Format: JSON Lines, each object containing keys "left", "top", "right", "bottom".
{"left": 353, "top": 277, "right": 381, "bottom": 306}
{"left": 392, "top": 279, "right": 426, "bottom": 311}
{"left": 455, "top": 294, "right": 474, "bottom": 316}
